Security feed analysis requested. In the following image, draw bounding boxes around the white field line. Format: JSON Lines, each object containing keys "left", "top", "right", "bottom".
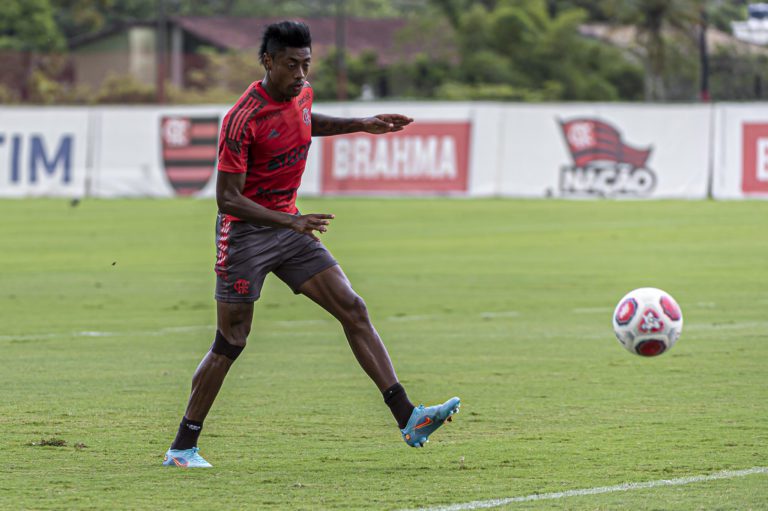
{"left": 275, "top": 319, "right": 330, "bottom": 327}
{"left": 0, "top": 325, "right": 214, "bottom": 342}
{"left": 574, "top": 303, "right": 718, "bottom": 315}
{"left": 399, "top": 466, "right": 768, "bottom": 511}
{"left": 277, "top": 311, "right": 522, "bottom": 325}
{"left": 479, "top": 311, "right": 520, "bottom": 319}
{"left": 387, "top": 314, "right": 438, "bottom": 322}
{"left": 685, "top": 320, "right": 768, "bottom": 332}
{"left": 571, "top": 307, "right": 612, "bottom": 314}
{"left": 384, "top": 311, "right": 521, "bottom": 322}
{"left": 0, "top": 310, "right": 522, "bottom": 342}
{"left": 5, "top": 314, "right": 762, "bottom": 343}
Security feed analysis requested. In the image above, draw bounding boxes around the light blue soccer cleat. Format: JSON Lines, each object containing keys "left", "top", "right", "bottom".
{"left": 401, "top": 396, "right": 460, "bottom": 448}
{"left": 162, "top": 447, "right": 213, "bottom": 468}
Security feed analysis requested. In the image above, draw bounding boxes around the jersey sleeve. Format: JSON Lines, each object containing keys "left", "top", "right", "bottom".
{"left": 217, "top": 114, "right": 254, "bottom": 174}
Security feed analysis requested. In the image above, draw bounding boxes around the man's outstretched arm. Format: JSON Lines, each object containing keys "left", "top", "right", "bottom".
{"left": 311, "top": 113, "right": 413, "bottom": 137}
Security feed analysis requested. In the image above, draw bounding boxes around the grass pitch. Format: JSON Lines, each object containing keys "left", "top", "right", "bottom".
{"left": 0, "top": 198, "right": 766, "bottom": 510}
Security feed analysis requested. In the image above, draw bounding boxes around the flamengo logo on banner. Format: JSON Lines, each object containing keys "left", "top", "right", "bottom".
{"left": 742, "top": 123, "right": 768, "bottom": 194}
{"left": 321, "top": 122, "right": 470, "bottom": 193}
{"left": 161, "top": 115, "right": 219, "bottom": 196}
{"left": 558, "top": 118, "right": 656, "bottom": 197}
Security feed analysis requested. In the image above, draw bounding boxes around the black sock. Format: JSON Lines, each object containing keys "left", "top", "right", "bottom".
{"left": 170, "top": 416, "right": 203, "bottom": 450}
{"left": 383, "top": 383, "right": 415, "bottom": 429}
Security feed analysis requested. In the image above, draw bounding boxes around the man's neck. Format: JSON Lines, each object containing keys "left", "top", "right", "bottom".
{"left": 261, "top": 75, "right": 288, "bottom": 102}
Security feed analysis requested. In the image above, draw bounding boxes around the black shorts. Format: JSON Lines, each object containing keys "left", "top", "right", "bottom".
{"left": 214, "top": 213, "right": 338, "bottom": 303}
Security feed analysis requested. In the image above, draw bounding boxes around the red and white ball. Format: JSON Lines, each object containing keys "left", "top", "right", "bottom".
{"left": 612, "top": 287, "right": 683, "bottom": 357}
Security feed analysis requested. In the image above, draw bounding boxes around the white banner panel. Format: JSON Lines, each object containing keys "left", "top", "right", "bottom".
{"left": 499, "top": 104, "right": 712, "bottom": 199}
{"left": 469, "top": 104, "right": 506, "bottom": 197}
{"left": 92, "top": 106, "right": 225, "bottom": 198}
{"left": 0, "top": 108, "right": 89, "bottom": 197}
{"left": 712, "top": 104, "right": 768, "bottom": 199}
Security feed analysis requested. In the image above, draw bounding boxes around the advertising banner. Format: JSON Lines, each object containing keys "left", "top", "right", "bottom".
{"left": 92, "top": 107, "right": 223, "bottom": 198}
{"left": 498, "top": 105, "right": 712, "bottom": 199}
{"left": 320, "top": 121, "right": 471, "bottom": 194}
{"left": 713, "top": 105, "right": 768, "bottom": 199}
{"left": 7, "top": 102, "right": 763, "bottom": 201}
{"left": 0, "top": 108, "right": 89, "bottom": 197}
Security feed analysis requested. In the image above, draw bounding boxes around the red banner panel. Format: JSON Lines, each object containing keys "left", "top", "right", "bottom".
{"left": 742, "top": 123, "right": 768, "bottom": 194}
{"left": 321, "top": 122, "right": 471, "bottom": 193}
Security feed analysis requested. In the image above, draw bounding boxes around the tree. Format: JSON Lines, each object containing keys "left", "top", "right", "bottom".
{"left": 710, "top": 45, "right": 768, "bottom": 100}
{"left": 0, "top": 0, "right": 67, "bottom": 103}
{"left": 708, "top": 0, "right": 748, "bottom": 33}
{"left": 603, "top": 0, "right": 701, "bottom": 100}
{"left": 51, "top": 0, "right": 156, "bottom": 39}
{"left": 430, "top": 0, "right": 643, "bottom": 101}
{"left": 0, "top": 0, "right": 65, "bottom": 51}
{"left": 49, "top": 0, "right": 433, "bottom": 47}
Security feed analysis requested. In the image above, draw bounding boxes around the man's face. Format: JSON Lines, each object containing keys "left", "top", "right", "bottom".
{"left": 264, "top": 47, "right": 312, "bottom": 100}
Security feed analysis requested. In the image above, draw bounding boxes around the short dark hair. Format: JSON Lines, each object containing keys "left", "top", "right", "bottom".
{"left": 259, "top": 21, "right": 312, "bottom": 65}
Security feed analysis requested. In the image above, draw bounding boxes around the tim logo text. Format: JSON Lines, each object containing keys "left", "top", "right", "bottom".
{"left": 558, "top": 118, "right": 656, "bottom": 197}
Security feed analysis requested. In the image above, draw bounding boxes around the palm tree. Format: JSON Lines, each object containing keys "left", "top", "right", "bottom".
{"left": 608, "top": 0, "right": 702, "bottom": 100}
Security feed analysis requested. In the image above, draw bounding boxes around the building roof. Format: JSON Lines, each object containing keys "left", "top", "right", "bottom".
{"left": 172, "top": 16, "right": 415, "bottom": 64}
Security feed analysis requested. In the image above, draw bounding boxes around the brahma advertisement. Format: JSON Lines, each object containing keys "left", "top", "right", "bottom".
{"left": 320, "top": 122, "right": 471, "bottom": 194}
{"left": 711, "top": 105, "right": 768, "bottom": 199}
{"left": 742, "top": 123, "right": 768, "bottom": 195}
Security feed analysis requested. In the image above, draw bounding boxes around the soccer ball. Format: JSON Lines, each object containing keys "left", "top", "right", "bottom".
{"left": 612, "top": 287, "right": 683, "bottom": 357}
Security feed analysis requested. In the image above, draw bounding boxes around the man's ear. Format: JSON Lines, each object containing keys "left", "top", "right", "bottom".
{"left": 263, "top": 53, "right": 272, "bottom": 72}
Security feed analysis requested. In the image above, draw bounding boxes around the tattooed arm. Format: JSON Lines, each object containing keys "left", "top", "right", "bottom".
{"left": 311, "top": 113, "right": 413, "bottom": 137}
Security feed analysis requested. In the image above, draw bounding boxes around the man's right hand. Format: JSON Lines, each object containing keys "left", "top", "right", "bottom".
{"left": 290, "top": 213, "right": 335, "bottom": 241}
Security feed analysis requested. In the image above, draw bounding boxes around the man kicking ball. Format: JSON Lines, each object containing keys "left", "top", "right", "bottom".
{"left": 163, "top": 20, "right": 459, "bottom": 468}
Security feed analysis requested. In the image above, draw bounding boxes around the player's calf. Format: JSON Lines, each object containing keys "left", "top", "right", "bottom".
{"left": 164, "top": 330, "right": 246, "bottom": 465}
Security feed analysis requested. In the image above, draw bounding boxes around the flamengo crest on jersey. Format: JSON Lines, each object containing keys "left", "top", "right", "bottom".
{"left": 217, "top": 81, "right": 313, "bottom": 215}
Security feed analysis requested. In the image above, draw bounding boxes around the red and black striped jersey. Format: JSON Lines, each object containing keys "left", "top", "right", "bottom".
{"left": 217, "top": 80, "right": 313, "bottom": 217}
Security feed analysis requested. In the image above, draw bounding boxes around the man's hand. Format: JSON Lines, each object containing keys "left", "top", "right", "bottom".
{"left": 290, "top": 213, "right": 335, "bottom": 241}
{"left": 361, "top": 114, "right": 414, "bottom": 134}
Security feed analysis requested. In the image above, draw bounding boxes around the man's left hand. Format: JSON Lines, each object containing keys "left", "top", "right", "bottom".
{"left": 361, "top": 114, "right": 414, "bottom": 134}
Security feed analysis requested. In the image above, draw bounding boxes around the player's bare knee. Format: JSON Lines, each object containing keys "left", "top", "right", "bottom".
{"left": 343, "top": 295, "right": 371, "bottom": 329}
{"left": 211, "top": 330, "right": 246, "bottom": 361}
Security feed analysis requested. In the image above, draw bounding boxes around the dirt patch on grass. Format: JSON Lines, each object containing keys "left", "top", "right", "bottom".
{"left": 29, "top": 438, "right": 67, "bottom": 447}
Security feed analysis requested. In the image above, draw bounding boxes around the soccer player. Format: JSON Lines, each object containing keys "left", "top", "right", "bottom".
{"left": 163, "top": 20, "right": 459, "bottom": 468}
